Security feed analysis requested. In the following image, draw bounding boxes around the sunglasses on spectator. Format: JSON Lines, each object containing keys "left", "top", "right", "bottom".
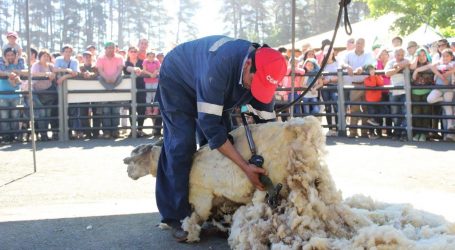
{"left": 129, "top": 50, "right": 138, "bottom": 53}
{"left": 437, "top": 44, "right": 447, "bottom": 48}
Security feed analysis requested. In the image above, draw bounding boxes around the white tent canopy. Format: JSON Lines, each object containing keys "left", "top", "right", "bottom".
{"left": 281, "top": 14, "right": 401, "bottom": 50}
{"left": 404, "top": 24, "right": 444, "bottom": 46}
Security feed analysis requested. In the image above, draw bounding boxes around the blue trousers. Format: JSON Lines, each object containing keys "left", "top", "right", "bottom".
{"left": 288, "top": 93, "right": 303, "bottom": 115}
{"left": 156, "top": 110, "right": 196, "bottom": 224}
{"left": 390, "top": 94, "right": 406, "bottom": 134}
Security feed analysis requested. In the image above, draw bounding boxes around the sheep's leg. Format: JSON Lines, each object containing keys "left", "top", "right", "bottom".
{"left": 182, "top": 188, "right": 214, "bottom": 242}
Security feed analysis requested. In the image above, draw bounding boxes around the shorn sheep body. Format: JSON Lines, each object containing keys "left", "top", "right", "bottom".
{"left": 124, "top": 117, "right": 455, "bottom": 249}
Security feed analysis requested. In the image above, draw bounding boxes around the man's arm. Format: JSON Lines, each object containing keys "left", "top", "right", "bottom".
{"left": 196, "top": 54, "right": 268, "bottom": 190}
{"left": 56, "top": 73, "right": 74, "bottom": 85}
{"left": 96, "top": 59, "right": 113, "bottom": 83}
{"left": 54, "top": 59, "right": 78, "bottom": 73}
{"left": 125, "top": 65, "right": 142, "bottom": 76}
{"left": 385, "top": 61, "right": 401, "bottom": 77}
{"left": 7, "top": 72, "right": 21, "bottom": 87}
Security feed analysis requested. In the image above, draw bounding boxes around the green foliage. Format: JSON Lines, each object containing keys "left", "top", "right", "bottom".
{"left": 360, "top": 0, "right": 455, "bottom": 35}
{"left": 440, "top": 27, "right": 455, "bottom": 38}
{"left": 221, "top": 0, "right": 347, "bottom": 47}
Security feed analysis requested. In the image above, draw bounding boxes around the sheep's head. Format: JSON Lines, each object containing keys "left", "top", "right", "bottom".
{"left": 124, "top": 143, "right": 161, "bottom": 180}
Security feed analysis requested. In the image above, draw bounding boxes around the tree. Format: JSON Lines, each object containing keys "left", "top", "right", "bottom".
{"left": 241, "top": 0, "right": 270, "bottom": 43}
{"left": 150, "top": 0, "right": 172, "bottom": 50}
{"left": 360, "top": 0, "right": 455, "bottom": 35}
{"left": 175, "top": 0, "right": 199, "bottom": 44}
{"left": 267, "top": 0, "right": 292, "bottom": 46}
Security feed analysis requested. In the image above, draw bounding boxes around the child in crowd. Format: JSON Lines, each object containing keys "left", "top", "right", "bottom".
{"left": 363, "top": 64, "right": 384, "bottom": 139}
{"left": 142, "top": 51, "right": 161, "bottom": 116}
{"left": 279, "top": 59, "right": 305, "bottom": 115}
{"left": 425, "top": 49, "right": 455, "bottom": 141}
{"left": 2, "top": 32, "right": 23, "bottom": 65}
{"left": 302, "top": 58, "right": 323, "bottom": 114}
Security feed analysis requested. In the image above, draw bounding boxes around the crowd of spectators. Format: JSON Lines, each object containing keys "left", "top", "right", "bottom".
{"left": 1, "top": 31, "right": 454, "bottom": 144}
{"left": 0, "top": 31, "right": 164, "bottom": 143}
{"left": 276, "top": 36, "right": 455, "bottom": 142}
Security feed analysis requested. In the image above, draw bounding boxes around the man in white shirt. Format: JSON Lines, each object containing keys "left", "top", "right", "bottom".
{"left": 385, "top": 47, "right": 410, "bottom": 141}
{"left": 340, "top": 38, "right": 375, "bottom": 137}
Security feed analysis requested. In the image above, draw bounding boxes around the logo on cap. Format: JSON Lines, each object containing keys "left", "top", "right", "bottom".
{"left": 266, "top": 75, "right": 279, "bottom": 85}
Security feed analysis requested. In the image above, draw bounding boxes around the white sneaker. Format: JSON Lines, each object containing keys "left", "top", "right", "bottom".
{"left": 367, "top": 119, "right": 380, "bottom": 126}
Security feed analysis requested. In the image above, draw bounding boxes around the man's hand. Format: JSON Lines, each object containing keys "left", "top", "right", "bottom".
{"left": 8, "top": 72, "right": 17, "bottom": 80}
{"left": 134, "top": 68, "right": 142, "bottom": 76}
{"left": 8, "top": 72, "right": 20, "bottom": 86}
{"left": 353, "top": 67, "right": 363, "bottom": 75}
{"left": 244, "top": 164, "right": 267, "bottom": 191}
{"left": 46, "top": 72, "right": 56, "bottom": 80}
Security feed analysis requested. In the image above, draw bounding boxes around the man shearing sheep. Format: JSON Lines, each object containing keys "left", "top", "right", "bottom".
{"left": 155, "top": 35, "right": 287, "bottom": 242}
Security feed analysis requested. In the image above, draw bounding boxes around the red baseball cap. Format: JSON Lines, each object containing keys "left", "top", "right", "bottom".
{"left": 250, "top": 47, "right": 287, "bottom": 104}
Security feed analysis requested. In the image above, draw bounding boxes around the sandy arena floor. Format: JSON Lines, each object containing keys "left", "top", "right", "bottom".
{"left": 0, "top": 136, "right": 454, "bottom": 249}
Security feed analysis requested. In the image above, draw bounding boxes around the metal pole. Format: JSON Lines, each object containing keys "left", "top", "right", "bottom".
{"left": 62, "top": 81, "right": 69, "bottom": 141}
{"left": 337, "top": 69, "right": 347, "bottom": 136}
{"left": 131, "top": 75, "right": 137, "bottom": 138}
{"left": 403, "top": 68, "right": 413, "bottom": 141}
{"left": 290, "top": 0, "right": 296, "bottom": 118}
{"left": 25, "top": 0, "right": 37, "bottom": 172}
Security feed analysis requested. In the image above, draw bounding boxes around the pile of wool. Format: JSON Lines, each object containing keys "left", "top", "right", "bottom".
{"left": 228, "top": 118, "right": 455, "bottom": 249}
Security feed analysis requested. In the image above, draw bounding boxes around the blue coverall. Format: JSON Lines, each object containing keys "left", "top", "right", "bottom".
{"left": 155, "top": 36, "right": 275, "bottom": 225}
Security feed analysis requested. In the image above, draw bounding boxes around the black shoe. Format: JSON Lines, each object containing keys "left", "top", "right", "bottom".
{"left": 51, "top": 133, "right": 59, "bottom": 140}
{"left": 3, "top": 136, "right": 13, "bottom": 143}
{"left": 171, "top": 226, "right": 188, "bottom": 243}
{"left": 137, "top": 130, "right": 147, "bottom": 138}
{"left": 40, "top": 134, "right": 49, "bottom": 141}
{"left": 112, "top": 131, "right": 121, "bottom": 138}
{"left": 399, "top": 135, "right": 407, "bottom": 142}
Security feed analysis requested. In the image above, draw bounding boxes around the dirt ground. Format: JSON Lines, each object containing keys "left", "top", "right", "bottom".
{"left": 1, "top": 136, "right": 454, "bottom": 249}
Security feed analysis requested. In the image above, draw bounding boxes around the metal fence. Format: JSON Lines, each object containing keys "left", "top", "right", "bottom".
{"left": 1, "top": 69, "right": 454, "bottom": 143}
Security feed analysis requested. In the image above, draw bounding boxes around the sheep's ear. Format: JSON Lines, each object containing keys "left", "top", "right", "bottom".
{"left": 123, "top": 156, "right": 132, "bottom": 164}
{"left": 138, "top": 144, "right": 154, "bottom": 155}
{"left": 124, "top": 144, "right": 154, "bottom": 165}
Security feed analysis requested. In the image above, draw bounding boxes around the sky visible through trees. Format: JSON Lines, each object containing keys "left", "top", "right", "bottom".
{"left": 0, "top": 0, "right": 372, "bottom": 52}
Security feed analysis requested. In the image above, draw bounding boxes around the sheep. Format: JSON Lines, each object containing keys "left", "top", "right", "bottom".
{"left": 124, "top": 116, "right": 455, "bottom": 248}
{"left": 124, "top": 116, "right": 325, "bottom": 242}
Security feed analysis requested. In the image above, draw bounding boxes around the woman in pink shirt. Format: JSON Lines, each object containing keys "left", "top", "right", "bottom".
{"left": 31, "top": 50, "right": 56, "bottom": 140}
